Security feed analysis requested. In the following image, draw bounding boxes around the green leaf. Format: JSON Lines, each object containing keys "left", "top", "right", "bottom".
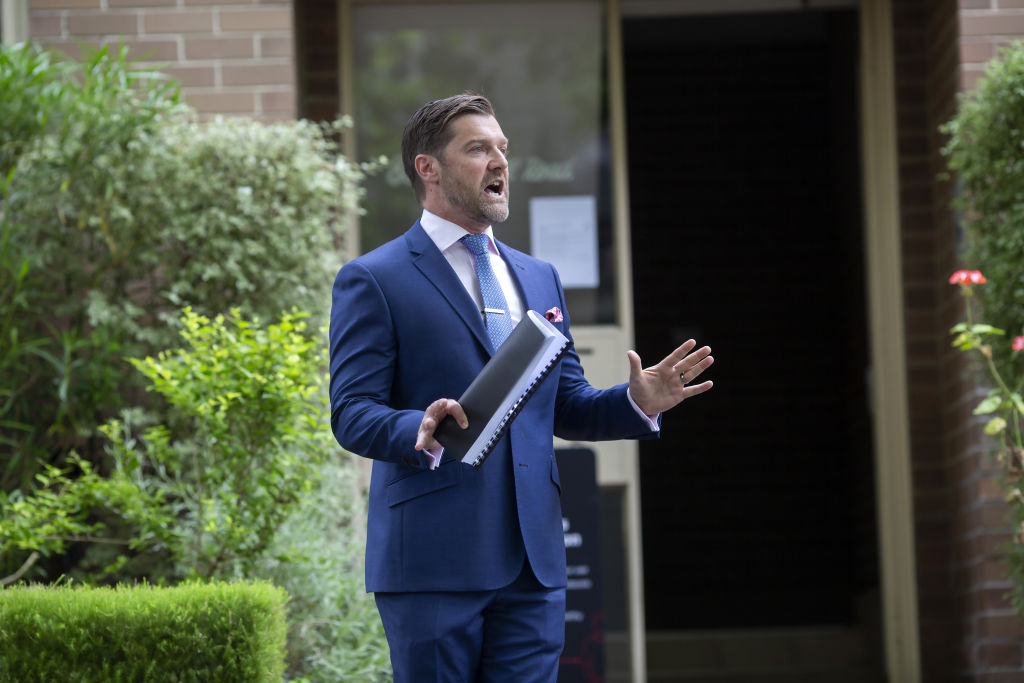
{"left": 974, "top": 394, "right": 1003, "bottom": 414}
{"left": 971, "top": 323, "right": 1006, "bottom": 336}
{"left": 985, "top": 416, "right": 1008, "bottom": 435}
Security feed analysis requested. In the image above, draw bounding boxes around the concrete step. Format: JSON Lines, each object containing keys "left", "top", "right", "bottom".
{"left": 645, "top": 627, "right": 885, "bottom": 682}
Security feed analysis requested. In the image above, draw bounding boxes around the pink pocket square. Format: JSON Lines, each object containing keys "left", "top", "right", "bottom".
{"left": 544, "top": 307, "right": 563, "bottom": 323}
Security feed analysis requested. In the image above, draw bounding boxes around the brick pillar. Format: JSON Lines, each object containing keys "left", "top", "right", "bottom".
{"left": 897, "top": 0, "right": 1024, "bottom": 680}
{"left": 892, "top": 0, "right": 960, "bottom": 680}
{"left": 28, "top": 0, "right": 297, "bottom": 120}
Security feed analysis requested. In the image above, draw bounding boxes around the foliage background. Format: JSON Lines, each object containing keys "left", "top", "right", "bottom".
{"left": 942, "top": 40, "right": 1024, "bottom": 611}
{"left": 0, "top": 42, "right": 390, "bottom": 679}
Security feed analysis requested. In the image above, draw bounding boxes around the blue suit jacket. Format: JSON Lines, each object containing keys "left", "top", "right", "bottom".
{"left": 329, "top": 221, "right": 657, "bottom": 593}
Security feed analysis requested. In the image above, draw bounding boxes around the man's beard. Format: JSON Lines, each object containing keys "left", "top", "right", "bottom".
{"left": 439, "top": 169, "right": 509, "bottom": 225}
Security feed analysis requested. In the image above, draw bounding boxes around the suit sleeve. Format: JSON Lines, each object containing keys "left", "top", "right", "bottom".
{"left": 328, "top": 261, "right": 430, "bottom": 467}
{"left": 546, "top": 265, "right": 662, "bottom": 442}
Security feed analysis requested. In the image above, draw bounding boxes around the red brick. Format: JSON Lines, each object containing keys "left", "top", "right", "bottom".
{"left": 979, "top": 613, "right": 1024, "bottom": 638}
{"left": 960, "top": 39, "right": 995, "bottom": 63}
{"left": 30, "top": 14, "right": 63, "bottom": 37}
{"left": 977, "top": 672, "right": 1024, "bottom": 683}
{"left": 259, "top": 35, "right": 293, "bottom": 58}
{"left": 67, "top": 12, "right": 139, "bottom": 35}
{"left": 975, "top": 640, "right": 1023, "bottom": 668}
{"left": 185, "top": 90, "right": 257, "bottom": 114}
{"left": 960, "top": 14, "right": 1024, "bottom": 36}
{"left": 184, "top": 36, "right": 254, "bottom": 59}
{"left": 159, "top": 65, "right": 215, "bottom": 87}
{"left": 220, "top": 7, "right": 292, "bottom": 31}
{"left": 259, "top": 89, "right": 295, "bottom": 113}
{"left": 143, "top": 10, "right": 213, "bottom": 34}
{"left": 222, "top": 63, "right": 293, "bottom": 86}
{"left": 29, "top": 0, "right": 99, "bottom": 9}
{"left": 119, "top": 38, "right": 180, "bottom": 61}
{"left": 34, "top": 38, "right": 99, "bottom": 59}
{"left": 108, "top": 0, "right": 177, "bottom": 7}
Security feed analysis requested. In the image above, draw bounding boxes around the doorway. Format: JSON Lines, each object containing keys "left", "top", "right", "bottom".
{"left": 625, "top": 7, "right": 884, "bottom": 679}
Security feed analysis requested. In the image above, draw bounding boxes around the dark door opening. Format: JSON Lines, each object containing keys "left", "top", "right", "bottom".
{"left": 625, "top": 8, "right": 879, "bottom": 635}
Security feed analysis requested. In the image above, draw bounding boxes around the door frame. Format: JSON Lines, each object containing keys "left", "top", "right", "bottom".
{"left": 334, "top": 1, "right": 921, "bottom": 680}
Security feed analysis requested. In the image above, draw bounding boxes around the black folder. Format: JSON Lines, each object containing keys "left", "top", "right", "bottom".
{"left": 435, "top": 310, "right": 572, "bottom": 468}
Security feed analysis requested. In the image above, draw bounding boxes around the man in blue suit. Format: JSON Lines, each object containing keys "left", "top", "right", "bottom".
{"left": 329, "top": 93, "right": 714, "bottom": 681}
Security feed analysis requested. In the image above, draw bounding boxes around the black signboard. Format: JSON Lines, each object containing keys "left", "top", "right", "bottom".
{"left": 556, "top": 447, "right": 605, "bottom": 683}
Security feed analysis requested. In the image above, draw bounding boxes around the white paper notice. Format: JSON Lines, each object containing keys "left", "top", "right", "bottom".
{"left": 529, "top": 195, "right": 599, "bottom": 289}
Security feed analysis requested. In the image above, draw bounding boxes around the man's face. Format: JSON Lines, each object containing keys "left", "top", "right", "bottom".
{"left": 435, "top": 114, "right": 510, "bottom": 232}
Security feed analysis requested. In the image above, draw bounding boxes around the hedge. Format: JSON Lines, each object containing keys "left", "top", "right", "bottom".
{"left": 0, "top": 581, "right": 287, "bottom": 682}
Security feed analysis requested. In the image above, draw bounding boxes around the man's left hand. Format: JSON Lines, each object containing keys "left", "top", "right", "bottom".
{"left": 627, "top": 340, "right": 714, "bottom": 415}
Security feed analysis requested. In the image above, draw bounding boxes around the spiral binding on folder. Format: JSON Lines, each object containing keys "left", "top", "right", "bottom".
{"left": 469, "top": 338, "right": 573, "bottom": 469}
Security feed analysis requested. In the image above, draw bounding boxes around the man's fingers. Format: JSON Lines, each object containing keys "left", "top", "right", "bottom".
{"left": 673, "top": 346, "right": 713, "bottom": 377}
{"left": 677, "top": 353, "right": 714, "bottom": 382}
{"left": 682, "top": 379, "right": 714, "bottom": 398}
{"left": 415, "top": 398, "right": 467, "bottom": 452}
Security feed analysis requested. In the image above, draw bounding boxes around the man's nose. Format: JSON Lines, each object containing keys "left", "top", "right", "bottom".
{"left": 488, "top": 149, "right": 507, "bottom": 170}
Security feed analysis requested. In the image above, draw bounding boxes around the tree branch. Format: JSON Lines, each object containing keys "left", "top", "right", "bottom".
{"left": 1, "top": 551, "right": 40, "bottom": 586}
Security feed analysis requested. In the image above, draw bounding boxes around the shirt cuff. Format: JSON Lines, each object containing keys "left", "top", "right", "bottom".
{"left": 626, "top": 389, "right": 661, "bottom": 432}
{"left": 423, "top": 446, "right": 443, "bottom": 470}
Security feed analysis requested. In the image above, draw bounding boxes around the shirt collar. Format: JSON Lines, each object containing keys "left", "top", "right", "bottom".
{"left": 420, "top": 209, "right": 497, "bottom": 254}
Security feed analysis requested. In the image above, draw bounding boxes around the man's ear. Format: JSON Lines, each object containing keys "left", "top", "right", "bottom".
{"left": 414, "top": 154, "right": 440, "bottom": 185}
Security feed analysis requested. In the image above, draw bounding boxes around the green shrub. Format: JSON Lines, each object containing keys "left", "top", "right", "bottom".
{"left": 1, "top": 42, "right": 366, "bottom": 500}
{"left": 942, "top": 40, "right": 1024, "bottom": 381}
{"left": 100, "top": 307, "right": 331, "bottom": 581}
{"left": 942, "top": 41, "right": 1024, "bottom": 612}
{"left": 0, "top": 43, "right": 181, "bottom": 494}
{"left": 0, "top": 581, "right": 288, "bottom": 682}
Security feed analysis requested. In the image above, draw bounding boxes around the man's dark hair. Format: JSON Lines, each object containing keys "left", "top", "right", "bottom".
{"left": 401, "top": 92, "right": 496, "bottom": 202}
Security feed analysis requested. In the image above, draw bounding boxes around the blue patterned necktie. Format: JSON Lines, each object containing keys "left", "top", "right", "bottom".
{"left": 461, "top": 233, "right": 514, "bottom": 352}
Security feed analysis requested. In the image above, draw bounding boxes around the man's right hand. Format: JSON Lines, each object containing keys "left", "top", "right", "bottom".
{"left": 415, "top": 398, "right": 468, "bottom": 452}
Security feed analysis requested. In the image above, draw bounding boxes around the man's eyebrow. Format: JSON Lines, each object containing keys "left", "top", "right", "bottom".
{"left": 464, "top": 137, "right": 509, "bottom": 148}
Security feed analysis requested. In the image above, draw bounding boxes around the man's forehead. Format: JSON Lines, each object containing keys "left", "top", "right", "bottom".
{"left": 449, "top": 114, "right": 506, "bottom": 142}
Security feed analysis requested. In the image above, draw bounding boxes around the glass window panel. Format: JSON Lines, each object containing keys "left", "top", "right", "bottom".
{"left": 352, "top": 2, "right": 616, "bottom": 324}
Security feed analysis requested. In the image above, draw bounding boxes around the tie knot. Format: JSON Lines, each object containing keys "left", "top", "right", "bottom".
{"left": 460, "top": 233, "right": 491, "bottom": 256}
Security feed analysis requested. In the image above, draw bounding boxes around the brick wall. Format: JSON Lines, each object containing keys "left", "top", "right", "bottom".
{"left": 892, "top": 0, "right": 960, "bottom": 680}
{"left": 895, "top": 0, "right": 1024, "bottom": 680}
{"left": 28, "top": 0, "right": 296, "bottom": 120}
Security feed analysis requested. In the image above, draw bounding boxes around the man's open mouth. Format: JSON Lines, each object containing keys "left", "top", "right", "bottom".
{"left": 484, "top": 179, "right": 505, "bottom": 197}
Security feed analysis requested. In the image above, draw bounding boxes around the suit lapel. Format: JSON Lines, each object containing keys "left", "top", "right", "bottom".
{"left": 499, "top": 242, "right": 546, "bottom": 316}
{"left": 405, "top": 223, "right": 492, "bottom": 354}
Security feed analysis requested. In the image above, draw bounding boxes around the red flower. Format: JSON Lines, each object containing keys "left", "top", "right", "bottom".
{"left": 949, "top": 269, "right": 987, "bottom": 285}
{"left": 1014, "top": 336, "right": 1024, "bottom": 352}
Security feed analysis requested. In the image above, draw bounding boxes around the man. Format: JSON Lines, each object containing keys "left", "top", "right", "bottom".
{"left": 329, "top": 93, "right": 713, "bottom": 681}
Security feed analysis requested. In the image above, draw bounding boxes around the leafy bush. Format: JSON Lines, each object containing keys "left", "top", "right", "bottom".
{"left": 0, "top": 453, "right": 171, "bottom": 586}
{"left": 1, "top": 42, "right": 364, "bottom": 499}
{"left": 942, "top": 40, "right": 1024, "bottom": 382}
{"left": 100, "top": 308, "right": 330, "bottom": 580}
{"left": 1, "top": 43, "right": 181, "bottom": 494}
{"left": 0, "top": 43, "right": 390, "bottom": 679}
{"left": 0, "top": 580, "right": 288, "bottom": 682}
{"left": 943, "top": 42, "right": 1024, "bottom": 611}
{"left": 101, "top": 308, "right": 391, "bottom": 679}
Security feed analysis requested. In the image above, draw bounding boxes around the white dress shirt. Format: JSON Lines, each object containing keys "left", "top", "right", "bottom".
{"left": 419, "top": 209, "right": 524, "bottom": 326}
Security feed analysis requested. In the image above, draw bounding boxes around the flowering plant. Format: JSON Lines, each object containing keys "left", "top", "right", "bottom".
{"left": 949, "top": 270, "right": 1024, "bottom": 534}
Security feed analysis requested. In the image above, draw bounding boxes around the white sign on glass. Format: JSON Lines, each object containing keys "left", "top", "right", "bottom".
{"left": 529, "top": 195, "right": 599, "bottom": 289}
